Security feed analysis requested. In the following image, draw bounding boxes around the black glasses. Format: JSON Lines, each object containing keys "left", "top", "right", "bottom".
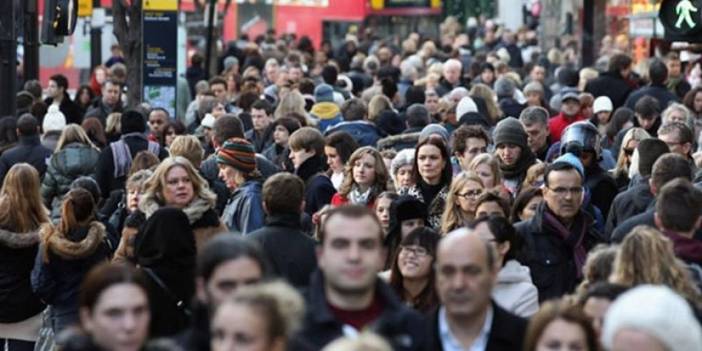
{"left": 547, "top": 186, "right": 583, "bottom": 197}
{"left": 400, "top": 245, "right": 429, "bottom": 257}
{"left": 457, "top": 188, "right": 483, "bottom": 199}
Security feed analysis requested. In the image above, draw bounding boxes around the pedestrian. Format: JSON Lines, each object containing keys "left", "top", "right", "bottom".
{"left": 289, "top": 127, "right": 336, "bottom": 216}
{"left": 440, "top": 171, "right": 484, "bottom": 234}
{"left": 331, "top": 146, "right": 388, "bottom": 207}
{"left": 523, "top": 300, "right": 599, "bottom": 351}
{"left": 0, "top": 114, "right": 53, "bottom": 184}
{"left": 492, "top": 117, "right": 537, "bottom": 196}
{"left": 262, "top": 116, "right": 300, "bottom": 171}
{"left": 324, "top": 131, "right": 360, "bottom": 191}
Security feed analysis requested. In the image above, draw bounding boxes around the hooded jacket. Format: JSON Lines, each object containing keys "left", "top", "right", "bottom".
{"left": 311, "top": 102, "right": 344, "bottom": 132}
{"left": 492, "top": 260, "right": 539, "bottom": 318}
{"left": 324, "top": 120, "right": 383, "bottom": 147}
{"left": 377, "top": 132, "right": 421, "bottom": 152}
{"left": 41, "top": 143, "right": 101, "bottom": 220}
{"left": 0, "top": 227, "right": 45, "bottom": 323}
{"left": 31, "top": 221, "right": 110, "bottom": 332}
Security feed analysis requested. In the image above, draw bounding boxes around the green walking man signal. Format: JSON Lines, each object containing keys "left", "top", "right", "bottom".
{"left": 676, "top": 0, "right": 699, "bottom": 29}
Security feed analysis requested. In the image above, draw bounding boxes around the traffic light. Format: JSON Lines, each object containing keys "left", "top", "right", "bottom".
{"left": 659, "top": 0, "right": 702, "bottom": 43}
{"left": 41, "top": 0, "right": 78, "bottom": 45}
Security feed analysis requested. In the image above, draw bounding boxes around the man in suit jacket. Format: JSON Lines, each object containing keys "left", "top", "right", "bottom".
{"left": 428, "top": 223, "right": 527, "bottom": 351}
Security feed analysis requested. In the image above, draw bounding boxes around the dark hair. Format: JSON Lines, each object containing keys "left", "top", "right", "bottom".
{"left": 263, "top": 173, "right": 305, "bottom": 215}
{"left": 651, "top": 153, "right": 692, "bottom": 190}
{"left": 272, "top": 117, "right": 301, "bottom": 135}
{"left": 161, "top": 120, "right": 186, "bottom": 146}
{"left": 341, "top": 98, "right": 367, "bottom": 121}
{"left": 150, "top": 107, "right": 170, "bottom": 119}
{"left": 475, "top": 191, "right": 511, "bottom": 219}
{"left": 50, "top": 74, "right": 69, "bottom": 91}
{"left": 81, "top": 118, "right": 107, "bottom": 148}
{"left": 389, "top": 227, "right": 441, "bottom": 314}
{"left": 237, "top": 91, "right": 260, "bottom": 111}
{"left": 17, "top": 114, "right": 38, "bottom": 136}
{"left": 451, "top": 125, "right": 490, "bottom": 154}
{"left": 413, "top": 135, "right": 452, "bottom": 187}
{"left": 0, "top": 116, "right": 17, "bottom": 146}
{"left": 75, "top": 85, "right": 95, "bottom": 107}
{"left": 321, "top": 64, "right": 338, "bottom": 85}
{"left": 325, "top": 131, "right": 359, "bottom": 166}
{"left": 605, "top": 107, "right": 634, "bottom": 140}
{"left": 683, "top": 86, "right": 702, "bottom": 113}
{"left": 648, "top": 59, "right": 668, "bottom": 86}
{"left": 70, "top": 176, "right": 102, "bottom": 205}
{"left": 208, "top": 76, "right": 228, "bottom": 89}
{"left": 251, "top": 99, "right": 274, "bottom": 115}
{"left": 406, "top": 103, "right": 430, "bottom": 129}
{"left": 581, "top": 282, "right": 628, "bottom": 305}
{"left": 524, "top": 300, "right": 600, "bottom": 351}
{"left": 197, "top": 235, "right": 269, "bottom": 282}
{"left": 319, "top": 205, "right": 383, "bottom": 244}
{"left": 608, "top": 53, "right": 633, "bottom": 74}
{"left": 79, "top": 263, "right": 149, "bottom": 313}
{"left": 511, "top": 187, "right": 543, "bottom": 222}
{"left": 213, "top": 114, "right": 245, "bottom": 146}
{"left": 469, "top": 215, "right": 521, "bottom": 265}
{"left": 656, "top": 178, "right": 702, "bottom": 232}
{"left": 634, "top": 95, "right": 660, "bottom": 119}
{"left": 59, "top": 188, "right": 96, "bottom": 235}
{"left": 381, "top": 77, "right": 398, "bottom": 100}
{"left": 120, "top": 110, "right": 146, "bottom": 134}
{"left": 544, "top": 162, "right": 582, "bottom": 187}
{"left": 129, "top": 151, "right": 160, "bottom": 176}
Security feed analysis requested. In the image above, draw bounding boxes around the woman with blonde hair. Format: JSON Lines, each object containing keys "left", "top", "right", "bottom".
{"left": 468, "top": 153, "right": 511, "bottom": 199}
{"left": 440, "top": 171, "right": 484, "bottom": 234}
{"left": 41, "top": 124, "right": 101, "bottom": 220}
{"left": 611, "top": 127, "right": 649, "bottom": 189}
{"left": 469, "top": 83, "right": 502, "bottom": 123}
{"left": 331, "top": 147, "right": 389, "bottom": 208}
{"left": 367, "top": 95, "right": 394, "bottom": 122}
{"left": 0, "top": 164, "right": 50, "bottom": 350}
{"left": 274, "top": 90, "right": 307, "bottom": 121}
{"left": 610, "top": 225, "right": 702, "bottom": 305}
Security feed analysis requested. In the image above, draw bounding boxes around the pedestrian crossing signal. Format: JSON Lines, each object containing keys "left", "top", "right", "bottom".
{"left": 660, "top": 0, "right": 702, "bottom": 42}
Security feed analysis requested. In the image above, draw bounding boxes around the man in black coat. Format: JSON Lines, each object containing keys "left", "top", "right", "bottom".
{"left": 428, "top": 222, "right": 526, "bottom": 351}
{"left": 0, "top": 114, "right": 52, "bottom": 183}
{"left": 625, "top": 59, "right": 679, "bottom": 110}
{"left": 44, "top": 74, "right": 83, "bottom": 125}
{"left": 249, "top": 173, "right": 317, "bottom": 289}
{"left": 585, "top": 53, "right": 635, "bottom": 110}
{"left": 515, "top": 157, "right": 603, "bottom": 301}
{"left": 84, "top": 80, "right": 123, "bottom": 126}
{"left": 294, "top": 206, "right": 428, "bottom": 351}
{"left": 289, "top": 127, "right": 335, "bottom": 216}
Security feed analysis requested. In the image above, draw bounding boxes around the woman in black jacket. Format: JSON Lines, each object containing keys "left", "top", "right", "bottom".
{"left": 0, "top": 164, "right": 51, "bottom": 350}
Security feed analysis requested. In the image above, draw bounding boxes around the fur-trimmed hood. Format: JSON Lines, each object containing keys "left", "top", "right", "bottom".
{"left": 42, "top": 221, "right": 106, "bottom": 260}
{"left": 377, "top": 132, "right": 420, "bottom": 151}
{"left": 139, "top": 195, "right": 215, "bottom": 225}
{"left": 0, "top": 227, "right": 41, "bottom": 249}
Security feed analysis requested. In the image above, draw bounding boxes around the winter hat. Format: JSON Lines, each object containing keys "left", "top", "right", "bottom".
{"left": 16, "top": 91, "right": 34, "bottom": 113}
{"left": 200, "top": 113, "right": 216, "bottom": 129}
{"left": 394, "top": 195, "right": 428, "bottom": 223}
{"left": 43, "top": 105, "right": 66, "bottom": 132}
{"left": 636, "top": 138, "right": 669, "bottom": 177}
{"left": 216, "top": 137, "right": 257, "bottom": 173}
{"left": 390, "top": 149, "right": 415, "bottom": 178}
{"left": 494, "top": 77, "right": 516, "bottom": 98}
{"left": 223, "top": 56, "right": 239, "bottom": 72}
{"left": 493, "top": 117, "right": 528, "bottom": 149}
{"left": 602, "top": 285, "right": 702, "bottom": 351}
{"left": 561, "top": 90, "right": 580, "bottom": 103}
{"left": 314, "top": 84, "right": 335, "bottom": 103}
{"left": 553, "top": 152, "right": 584, "bottom": 179}
{"left": 523, "top": 81, "right": 544, "bottom": 95}
{"left": 376, "top": 110, "right": 405, "bottom": 136}
{"left": 593, "top": 96, "right": 613, "bottom": 114}
{"left": 456, "top": 96, "right": 478, "bottom": 119}
{"left": 419, "top": 124, "right": 449, "bottom": 143}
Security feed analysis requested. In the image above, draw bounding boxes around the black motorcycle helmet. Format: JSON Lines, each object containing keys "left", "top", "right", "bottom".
{"left": 559, "top": 121, "right": 602, "bottom": 160}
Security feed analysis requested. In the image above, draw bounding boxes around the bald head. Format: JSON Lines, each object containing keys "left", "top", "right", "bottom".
{"left": 438, "top": 226, "right": 496, "bottom": 271}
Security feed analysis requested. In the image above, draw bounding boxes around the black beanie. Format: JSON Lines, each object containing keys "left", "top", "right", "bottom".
{"left": 493, "top": 117, "right": 528, "bottom": 149}
{"left": 376, "top": 110, "right": 405, "bottom": 136}
{"left": 387, "top": 195, "right": 428, "bottom": 240}
{"left": 121, "top": 109, "right": 146, "bottom": 134}
{"left": 637, "top": 138, "right": 669, "bottom": 177}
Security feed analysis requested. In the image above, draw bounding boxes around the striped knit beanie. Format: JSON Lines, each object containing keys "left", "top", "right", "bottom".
{"left": 216, "top": 138, "right": 256, "bottom": 173}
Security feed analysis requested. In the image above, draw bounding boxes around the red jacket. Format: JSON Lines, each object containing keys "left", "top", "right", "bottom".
{"left": 548, "top": 113, "right": 585, "bottom": 143}
{"left": 331, "top": 193, "right": 375, "bottom": 208}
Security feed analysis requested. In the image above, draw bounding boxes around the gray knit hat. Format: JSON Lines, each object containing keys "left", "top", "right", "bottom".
{"left": 493, "top": 117, "right": 528, "bottom": 149}
{"left": 419, "top": 123, "right": 449, "bottom": 143}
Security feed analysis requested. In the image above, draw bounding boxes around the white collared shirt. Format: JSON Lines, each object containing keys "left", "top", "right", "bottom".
{"left": 438, "top": 305, "right": 494, "bottom": 351}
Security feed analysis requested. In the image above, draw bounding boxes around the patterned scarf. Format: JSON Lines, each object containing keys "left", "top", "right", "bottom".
{"left": 542, "top": 207, "right": 589, "bottom": 279}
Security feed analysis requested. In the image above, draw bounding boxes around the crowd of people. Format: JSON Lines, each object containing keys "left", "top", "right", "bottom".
{"left": 0, "top": 15, "right": 702, "bottom": 351}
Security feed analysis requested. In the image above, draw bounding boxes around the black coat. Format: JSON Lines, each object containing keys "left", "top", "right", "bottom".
{"left": 295, "top": 156, "right": 335, "bottom": 216}
{"left": 0, "top": 227, "right": 45, "bottom": 323}
{"left": 625, "top": 84, "right": 679, "bottom": 110}
{"left": 0, "top": 135, "right": 53, "bottom": 184}
{"left": 248, "top": 213, "right": 317, "bottom": 289}
{"left": 585, "top": 71, "right": 634, "bottom": 110}
{"left": 515, "top": 203, "right": 603, "bottom": 302}
{"left": 426, "top": 302, "right": 527, "bottom": 351}
{"left": 605, "top": 180, "right": 654, "bottom": 240}
{"left": 45, "top": 95, "right": 84, "bottom": 125}
{"left": 294, "top": 271, "right": 429, "bottom": 351}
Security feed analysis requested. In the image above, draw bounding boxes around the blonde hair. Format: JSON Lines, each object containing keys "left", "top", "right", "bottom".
{"left": 578, "top": 67, "right": 599, "bottom": 91}
{"left": 522, "top": 162, "right": 546, "bottom": 189}
{"left": 0, "top": 163, "right": 49, "bottom": 233}
{"left": 141, "top": 156, "right": 215, "bottom": 208}
{"left": 169, "top": 135, "right": 205, "bottom": 168}
{"left": 55, "top": 124, "right": 97, "bottom": 152}
{"left": 274, "top": 90, "right": 306, "bottom": 120}
{"left": 367, "top": 95, "right": 393, "bottom": 122}
{"left": 105, "top": 112, "right": 121, "bottom": 136}
{"left": 469, "top": 83, "right": 502, "bottom": 122}
{"left": 338, "top": 147, "right": 388, "bottom": 200}
{"left": 468, "top": 153, "right": 502, "bottom": 188}
{"left": 613, "top": 127, "right": 650, "bottom": 179}
{"left": 322, "top": 332, "right": 393, "bottom": 351}
{"left": 611, "top": 225, "right": 701, "bottom": 305}
{"left": 440, "top": 171, "right": 484, "bottom": 235}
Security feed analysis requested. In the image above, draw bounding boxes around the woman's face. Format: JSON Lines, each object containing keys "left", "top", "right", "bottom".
{"left": 352, "top": 153, "right": 377, "bottom": 188}
{"left": 417, "top": 144, "right": 446, "bottom": 185}
{"left": 401, "top": 218, "right": 424, "bottom": 239}
{"left": 212, "top": 103, "right": 226, "bottom": 118}
{"left": 80, "top": 89, "right": 92, "bottom": 105}
{"left": 211, "top": 303, "right": 280, "bottom": 351}
{"left": 324, "top": 146, "right": 344, "bottom": 173}
{"left": 395, "top": 165, "right": 415, "bottom": 189}
{"left": 526, "top": 91, "right": 542, "bottom": 106}
{"left": 597, "top": 111, "right": 611, "bottom": 125}
{"left": 694, "top": 91, "right": 702, "bottom": 113}
{"left": 273, "top": 125, "right": 290, "bottom": 146}
{"left": 398, "top": 245, "right": 433, "bottom": 280}
{"left": 535, "top": 318, "right": 589, "bottom": 351}
{"left": 81, "top": 283, "right": 150, "bottom": 351}
{"left": 375, "top": 197, "right": 393, "bottom": 234}
{"left": 624, "top": 139, "right": 639, "bottom": 167}
{"left": 218, "top": 164, "right": 243, "bottom": 190}
{"left": 165, "top": 127, "right": 177, "bottom": 147}
{"left": 163, "top": 166, "right": 195, "bottom": 208}
{"left": 475, "top": 163, "right": 496, "bottom": 189}
{"left": 95, "top": 68, "right": 107, "bottom": 84}
{"left": 520, "top": 196, "right": 543, "bottom": 222}
{"left": 456, "top": 180, "right": 484, "bottom": 215}
{"left": 126, "top": 186, "right": 142, "bottom": 212}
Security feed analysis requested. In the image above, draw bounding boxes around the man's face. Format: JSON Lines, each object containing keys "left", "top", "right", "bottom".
{"left": 425, "top": 93, "right": 439, "bottom": 114}
{"left": 530, "top": 65, "right": 546, "bottom": 83}
{"left": 457, "top": 138, "right": 487, "bottom": 170}
{"left": 523, "top": 122, "right": 549, "bottom": 153}
{"left": 289, "top": 148, "right": 316, "bottom": 169}
{"left": 251, "top": 108, "right": 272, "bottom": 132}
{"left": 198, "top": 257, "right": 263, "bottom": 307}
{"left": 289, "top": 67, "right": 303, "bottom": 83}
{"left": 318, "top": 214, "right": 385, "bottom": 296}
{"left": 543, "top": 169, "right": 584, "bottom": 221}
{"left": 659, "top": 131, "right": 691, "bottom": 157}
{"left": 444, "top": 65, "right": 461, "bottom": 84}
{"left": 148, "top": 110, "right": 168, "bottom": 134}
{"left": 481, "top": 69, "right": 494, "bottom": 84}
{"left": 47, "top": 80, "right": 63, "bottom": 99}
{"left": 102, "top": 82, "right": 121, "bottom": 107}
{"left": 561, "top": 99, "right": 580, "bottom": 117}
{"left": 667, "top": 59, "right": 682, "bottom": 77}
{"left": 636, "top": 114, "right": 657, "bottom": 131}
{"left": 435, "top": 227, "right": 496, "bottom": 318}
{"left": 495, "top": 143, "right": 522, "bottom": 166}
{"left": 211, "top": 83, "right": 227, "bottom": 99}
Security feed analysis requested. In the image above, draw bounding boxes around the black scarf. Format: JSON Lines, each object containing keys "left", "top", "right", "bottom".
{"left": 295, "top": 154, "right": 326, "bottom": 182}
{"left": 500, "top": 147, "right": 537, "bottom": 179}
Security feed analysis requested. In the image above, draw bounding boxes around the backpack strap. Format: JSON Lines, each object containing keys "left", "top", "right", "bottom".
{"left": 110, "top": 139, "right": 132, "bottom": 179}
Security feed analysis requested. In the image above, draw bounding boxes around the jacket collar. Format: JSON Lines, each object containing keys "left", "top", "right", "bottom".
{"left": 296, "top": 155, "right": 325, "bottom": 182}
{"left": 265, "top": 213, "right": 302, "bottom": 229}
{"left": 18, "top": 135, "right": 40, "bottom": 146}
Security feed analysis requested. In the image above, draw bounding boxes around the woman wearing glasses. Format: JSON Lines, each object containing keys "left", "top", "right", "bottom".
{"left": 440, "top": 171, "right": 484, "bottom": 235}
{"left": 388, "top": 227, "right": 441, "bottom": 314}
{"left": 610, "top": 127, "right": 649, "bottom": 190}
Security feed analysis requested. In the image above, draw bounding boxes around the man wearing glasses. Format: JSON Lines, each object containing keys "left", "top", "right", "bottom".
{"left": 514, "top": 154, "right": 604, "bottom": 302}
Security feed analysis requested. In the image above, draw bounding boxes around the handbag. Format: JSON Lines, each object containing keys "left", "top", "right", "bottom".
{"left": 142, "top": 268, "right": 191, "bottom": 318}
